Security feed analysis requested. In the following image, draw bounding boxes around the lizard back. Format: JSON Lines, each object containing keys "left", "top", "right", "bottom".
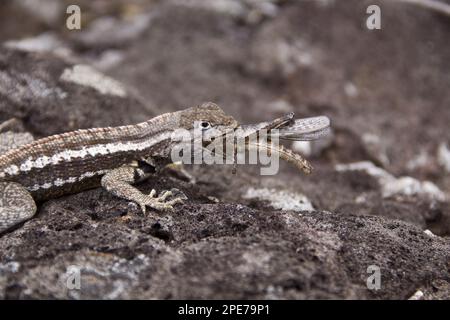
{"left": 0, "top": 113, "right": 176, "bottom": 200}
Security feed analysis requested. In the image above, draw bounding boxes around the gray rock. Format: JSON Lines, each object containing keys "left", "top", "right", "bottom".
{"left": 1, "top": 0, "right": 449, "bottom": 300}
{"left": 0, "top": 47, "right": 153, "bottom": 137}
{"left": 0, "top": 180, "right": 448, "bottom": 299}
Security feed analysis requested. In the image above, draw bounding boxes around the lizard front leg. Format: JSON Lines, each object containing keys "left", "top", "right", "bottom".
{"left": 101, "top": 165, "right": 186, "bottom": 214}
{"left": 0, "top": 182, "right": 37, "bottom": 233}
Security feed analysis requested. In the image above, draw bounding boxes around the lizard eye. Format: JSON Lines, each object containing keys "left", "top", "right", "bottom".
{"left": 199, "top": 121, "right": 211, "bottom": 130}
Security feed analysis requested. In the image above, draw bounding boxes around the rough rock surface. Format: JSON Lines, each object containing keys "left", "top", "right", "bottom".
{"left": 0, "top": 48, "right": 153, "bottom": 137}
{"left": 0, "top": 0, "right": 449, "bottom": 299}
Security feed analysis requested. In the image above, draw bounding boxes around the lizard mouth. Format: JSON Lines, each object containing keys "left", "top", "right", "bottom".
{"left": 204, "top": 113, "right": 331, "bottom": 174}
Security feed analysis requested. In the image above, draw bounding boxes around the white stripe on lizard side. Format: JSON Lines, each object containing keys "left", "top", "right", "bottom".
{"left": 2, "top": 131, "right": 172, "bottom": 177}
{"left": 27, "top": 169, "right": 109, "bottom": 191}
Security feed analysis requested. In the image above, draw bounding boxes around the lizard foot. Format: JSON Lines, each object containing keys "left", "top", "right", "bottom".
{"left": 0, "top": 182, "right": 37, "bottom": 233}
{"left": 138, "top": 188, "right": 187, "bottom": 214}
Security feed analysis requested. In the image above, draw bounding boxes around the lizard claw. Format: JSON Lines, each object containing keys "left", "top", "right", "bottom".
{"left": 138, "top": 188, "right": 187, "bottom": 214}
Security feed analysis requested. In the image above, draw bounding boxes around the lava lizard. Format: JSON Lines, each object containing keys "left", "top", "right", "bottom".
{"left": 0, "top": 102, "right": 330, "bottom": 233}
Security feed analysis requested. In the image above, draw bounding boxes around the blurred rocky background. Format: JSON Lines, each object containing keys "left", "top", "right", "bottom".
{"left": 0, "top": 0, "right": 449, "bottom": 299}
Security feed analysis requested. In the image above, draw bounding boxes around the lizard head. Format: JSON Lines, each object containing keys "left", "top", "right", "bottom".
{"left": 172, "top": 102, "right": 330, "bottom": 175}
{"left": 169, "top": 102, "right": 239, "bottom": 165}
{"left": 178, "top": 102, "right": 239, "bottom": 143}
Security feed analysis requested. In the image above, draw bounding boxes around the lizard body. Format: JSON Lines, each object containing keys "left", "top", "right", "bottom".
{"left": 0, "top": 102, "right": 237, "bottom": 232}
